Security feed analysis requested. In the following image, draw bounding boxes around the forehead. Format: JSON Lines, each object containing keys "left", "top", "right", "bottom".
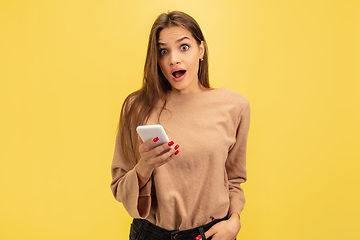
{"left": 158, "top": 26, "right": 194, "bottom": 43}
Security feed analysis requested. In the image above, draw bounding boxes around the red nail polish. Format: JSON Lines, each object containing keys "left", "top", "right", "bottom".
{"left": 175, "top": 150, "right": 179, "bottom": 155}
{"left": 168, "top": 141, "right": 174, "bottom": 146}
{"left": 174, "top": 144, "right": 179, "bottom": 150}
{"left": 195, "top": 236, "right": 202, "bottom": 240}
{"left": 153, "top": 137, "right": 159, "bottom": 142}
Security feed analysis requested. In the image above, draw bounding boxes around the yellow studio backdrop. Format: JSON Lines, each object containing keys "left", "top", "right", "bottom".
{"left": 0, "top": 0, "right": 359, "bottom": 239}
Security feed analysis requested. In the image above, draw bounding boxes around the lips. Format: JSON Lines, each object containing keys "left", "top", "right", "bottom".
{"left": 171, "top": 68, "right": 187, "bottom": 82}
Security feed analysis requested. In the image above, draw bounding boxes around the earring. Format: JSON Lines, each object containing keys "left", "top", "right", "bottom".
{"left": 201, "top": 58, "right": 204, "bottom": 61}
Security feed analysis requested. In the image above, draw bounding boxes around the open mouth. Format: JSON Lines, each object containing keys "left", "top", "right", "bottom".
{"left": 172, "top": 70, "right": 186, "bottom": 79}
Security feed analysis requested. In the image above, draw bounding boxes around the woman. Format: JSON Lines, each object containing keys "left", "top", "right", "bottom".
{"left": 111, "top": 11, "right": 250, "bottom": 240}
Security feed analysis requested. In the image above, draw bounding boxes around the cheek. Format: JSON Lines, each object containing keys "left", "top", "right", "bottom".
{"left": 158, "top": 58, "right": 167, "bottom": 73}
{"left": 189, "top": 54, "right": 200, "bottom": 72}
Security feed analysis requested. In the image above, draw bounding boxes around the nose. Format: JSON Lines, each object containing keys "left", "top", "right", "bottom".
{"left": 169, "top": 51, "right": 180, "bottom": 66}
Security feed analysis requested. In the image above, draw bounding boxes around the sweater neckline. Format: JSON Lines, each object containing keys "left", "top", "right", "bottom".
{"left": 167, "top": 87, "right": 225, "bottom": 99}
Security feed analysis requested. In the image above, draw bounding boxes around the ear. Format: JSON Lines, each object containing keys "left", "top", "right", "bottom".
{"left": 199, "top": 41, "right": 205, "bottom": 60}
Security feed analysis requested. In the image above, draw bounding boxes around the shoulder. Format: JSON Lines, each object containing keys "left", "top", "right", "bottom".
{"left": 213, "top": 88, "right": 249, "bottom": 111}
{"left": 217, "top": 88, "right": 248, "bottom": 101}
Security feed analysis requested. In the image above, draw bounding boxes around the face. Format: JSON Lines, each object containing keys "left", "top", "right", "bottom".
{"left": 157, "top": 26, "right": 205, "bottom": 93}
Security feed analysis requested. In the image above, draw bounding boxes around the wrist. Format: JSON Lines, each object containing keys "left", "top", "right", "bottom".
{"left": 229, "top": 212, "right": 240, "bottom": 221}
{"left": 228, "top": 213, "right": 241, "bottom": 233}
{"left": 135, "top": 161, "right": 153, "bottom": 188}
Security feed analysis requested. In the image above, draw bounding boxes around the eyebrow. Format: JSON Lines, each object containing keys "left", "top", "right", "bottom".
{"left": 157, "top": 36, "right": 190, "bottom": 46}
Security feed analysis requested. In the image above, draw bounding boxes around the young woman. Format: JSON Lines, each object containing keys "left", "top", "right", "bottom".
{"left": 111, "top": 11, "right": 250, "bottom": 240}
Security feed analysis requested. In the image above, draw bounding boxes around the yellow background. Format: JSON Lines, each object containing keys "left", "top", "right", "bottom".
{"left": 1, "top": 0, "right": 359, "bottom": 239}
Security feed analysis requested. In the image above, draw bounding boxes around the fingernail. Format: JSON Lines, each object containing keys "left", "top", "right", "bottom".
{"left": 168, "top": 141, "right": 174, "bottom": 146}
{"left": 174, "top": 144, "right": 179, "bottom": 150}
{"left": 195, "top": 236, "right": 202, "bottom": 240}
{"left": 175, "top": 150, "right": 179, "bottom": 155}
{"left": 153, "top": 137, "right": 159, "bottom": 142}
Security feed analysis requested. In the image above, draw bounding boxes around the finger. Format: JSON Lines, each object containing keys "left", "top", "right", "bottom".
{"left": 137, "top": 132, "right": 144, "bottom": 144}
{"left": 205, "top": 226, "right": 216, "bottom": 239}
{"left": 141, "top": 141, "right": 178, "bottom": 165}
{"left": 147, "top": 142, "right": 180, "bottom": 166}
{"left": 149, "top": 147, "right": 177, "bottom": 167}
{"left": 140, "top": 137, "right": 160, "bottom": 152}
{"left": 150, "top": 141, "right": 177, "bottom": 157}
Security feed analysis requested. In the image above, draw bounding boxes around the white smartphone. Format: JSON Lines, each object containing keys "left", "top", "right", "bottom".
{"left": 136, "top": 124, "right": 170, "bottom": 150}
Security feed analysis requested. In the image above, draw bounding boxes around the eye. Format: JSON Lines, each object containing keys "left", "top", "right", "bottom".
{"left": 159, "top": 49, "right": 168, "bottom": 56}
{"left": 180, "top": 44, "right": 189, "bottom": 51}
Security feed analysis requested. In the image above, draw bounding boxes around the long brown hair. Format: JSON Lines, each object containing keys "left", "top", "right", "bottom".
{"left": 119, "top": 11, "right": 210, "bottom": 164}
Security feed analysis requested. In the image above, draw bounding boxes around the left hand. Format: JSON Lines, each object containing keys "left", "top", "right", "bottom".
{"left": 204, "top": 213, "right": 241, "bottom": 240}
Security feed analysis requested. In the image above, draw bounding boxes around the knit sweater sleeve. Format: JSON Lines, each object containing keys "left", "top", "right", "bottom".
{"left": 225, "top": 99, "right": 250, "bottom": 217}
{"left": 110, "top": 128, "right": 152, "bottom": 218}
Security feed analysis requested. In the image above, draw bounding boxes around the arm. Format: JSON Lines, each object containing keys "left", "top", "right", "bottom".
{"left": 111, "top": 129, "right": 180, "bottom": 218}
{"left": 226, "top": 100, "right": 250, "bottom": 218}
{"left": 110, "top": 129, "right": 153, "bottom": 218}
{"left": 205, "top": 100, "right": 250, "bottom": 240}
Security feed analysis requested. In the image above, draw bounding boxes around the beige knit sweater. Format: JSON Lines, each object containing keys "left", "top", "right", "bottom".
{"left": 111, "top": 88, "right": 250, "bottom": 231}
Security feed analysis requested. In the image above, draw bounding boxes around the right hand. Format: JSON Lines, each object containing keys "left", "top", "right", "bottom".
{"left": 135, "top": 136, "right": 179, "bottom": 188}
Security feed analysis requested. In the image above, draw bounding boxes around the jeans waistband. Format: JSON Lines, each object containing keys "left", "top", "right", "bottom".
{"left": 131, "top": 216, "right": 228, "bottom": 240}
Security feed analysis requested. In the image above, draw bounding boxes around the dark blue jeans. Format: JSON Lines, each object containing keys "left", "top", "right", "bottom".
{"left": 129, "top": 216, "right": 229, "bottom": 240}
